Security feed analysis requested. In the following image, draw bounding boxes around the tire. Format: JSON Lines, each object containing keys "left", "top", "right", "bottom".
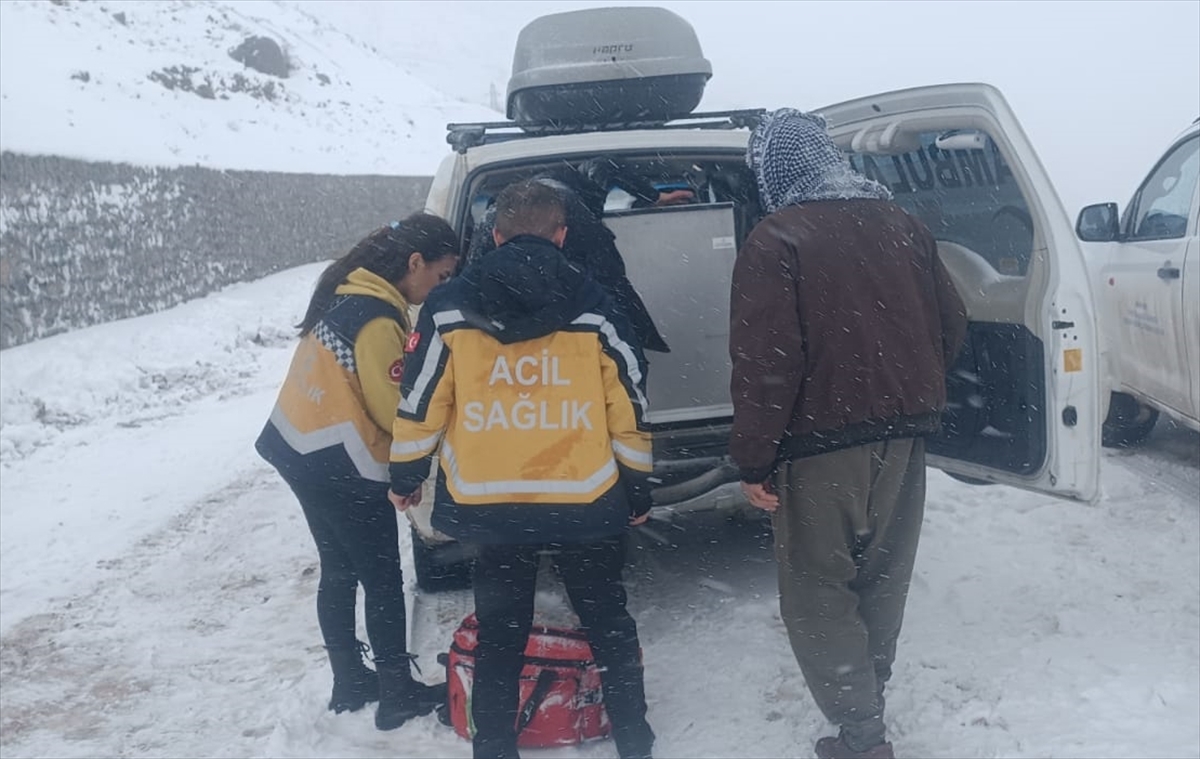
{"left": 1102, "top": 392, "right": 1159, "bottom": 448}
{"left": 411, "top": 526, "right": 474, "bottom": 593}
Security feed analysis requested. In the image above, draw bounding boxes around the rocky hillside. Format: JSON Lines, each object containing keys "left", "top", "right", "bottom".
{"left": 0, "top": 0, "right": 502, "bottom": 174}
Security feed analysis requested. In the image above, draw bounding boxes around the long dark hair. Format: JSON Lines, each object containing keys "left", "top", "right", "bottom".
{"left": 297, "top": 212, "right": 459, "bottom": 336}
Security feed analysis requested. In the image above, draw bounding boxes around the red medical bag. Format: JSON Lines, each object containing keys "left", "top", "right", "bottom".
{"left": 437, "top": 613, "right": 611, "bottom": 748}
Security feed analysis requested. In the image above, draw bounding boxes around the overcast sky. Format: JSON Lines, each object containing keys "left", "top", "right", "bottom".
{"left": 311, "top": 0, "right": 1200, "bottom": 215}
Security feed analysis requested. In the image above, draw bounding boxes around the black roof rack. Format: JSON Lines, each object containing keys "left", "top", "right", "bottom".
{"left": 445, "top": 109, "right": 766, "bottom": 154}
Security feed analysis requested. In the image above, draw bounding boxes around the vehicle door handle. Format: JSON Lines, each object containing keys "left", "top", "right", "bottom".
{"left": 1157, "top": 265, "right": 1180, "bottom": 280}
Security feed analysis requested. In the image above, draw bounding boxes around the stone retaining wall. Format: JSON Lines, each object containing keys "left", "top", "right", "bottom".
{"left": 0, "top": 151, "right": 432, "bottom": 348}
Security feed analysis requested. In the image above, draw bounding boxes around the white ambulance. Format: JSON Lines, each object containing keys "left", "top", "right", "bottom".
{"left": 405, "top": 6, "right": 1103, "bottom": 590}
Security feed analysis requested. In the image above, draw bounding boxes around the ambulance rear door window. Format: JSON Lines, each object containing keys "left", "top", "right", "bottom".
{"left": 847, "top": 132, "right": 1033, "bottom": 276}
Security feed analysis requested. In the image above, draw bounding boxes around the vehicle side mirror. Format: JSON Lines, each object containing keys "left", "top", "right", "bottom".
{"left": 1076, "top": 202, "right": 1120, "bottom": 242}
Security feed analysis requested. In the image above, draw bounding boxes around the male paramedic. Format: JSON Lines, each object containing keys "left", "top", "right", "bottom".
{"left": 388, "top": 179, "right": 657, "bottom": 759}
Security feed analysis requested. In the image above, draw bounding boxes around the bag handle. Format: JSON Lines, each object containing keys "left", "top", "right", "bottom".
{"left": 515, "top": 669, "right": 558, "bottom": 734}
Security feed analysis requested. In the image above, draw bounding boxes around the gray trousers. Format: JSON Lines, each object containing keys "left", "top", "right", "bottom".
{"left": 772, "top": 437, "right": 926, "bottom": 750}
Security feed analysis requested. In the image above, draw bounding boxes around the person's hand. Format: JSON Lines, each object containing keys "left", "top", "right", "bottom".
{"left": 655, "top": 189, "right": 694, "bottom": 206}
{"left": 388, "top": 487, "right": 422, "bottom": 512}
{"left": 629, "top": 498, "right": 652, "bottom": 526}
{"left": 741, "top": 481, "right": 779, "bottom": 512}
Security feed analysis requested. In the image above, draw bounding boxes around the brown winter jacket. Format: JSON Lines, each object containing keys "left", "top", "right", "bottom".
{"left": 729, "top": 199, "right": 968, "bottom": 483}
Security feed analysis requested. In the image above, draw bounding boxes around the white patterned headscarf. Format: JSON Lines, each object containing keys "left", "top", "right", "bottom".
{"left": 747, "top": 108, "right": 892, "bottom": 213}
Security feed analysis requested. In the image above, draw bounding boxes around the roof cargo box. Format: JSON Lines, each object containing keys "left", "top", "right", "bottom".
{"left": 507, "top": 7, "right": 712, "bottom": 126}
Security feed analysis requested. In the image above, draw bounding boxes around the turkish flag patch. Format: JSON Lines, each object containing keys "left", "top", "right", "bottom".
{"left": 388, "top": 358, "right": 404, "bottom": 382}
{"left": 405, "top": 332, "right": 421, "bottom": 353}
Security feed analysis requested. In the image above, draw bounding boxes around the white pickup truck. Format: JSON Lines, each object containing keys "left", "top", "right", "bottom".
{"left": 1076, "top": 120, "right": 1200, "bottom": 446}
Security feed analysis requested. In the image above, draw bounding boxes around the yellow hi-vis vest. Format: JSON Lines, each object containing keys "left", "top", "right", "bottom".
{"left": 257, "top": 269, "right": 411, "bottom": 483}
{"left": 390, "top": 308, "right": 652, "bottom": 506}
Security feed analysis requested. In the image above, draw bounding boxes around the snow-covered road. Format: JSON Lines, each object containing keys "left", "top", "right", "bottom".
{"left": 1, "top": 267, "right": 1197, "bottom": 759}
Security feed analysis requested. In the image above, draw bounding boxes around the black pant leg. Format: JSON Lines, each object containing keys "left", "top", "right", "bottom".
{"left": 553, "top": 537, "right": 641, "bottom": 668}
{"left": 289, "top": 479, "right": 360, "bottom": 651}
{"left": 471, "top": 543, "right": 540, "bottom": 757}
{"left": 554, "top": 537, "right": 653, "bottom": 758}
{"left": 333, "top": 482, "right": 408, "bottom": 665}
{"left": 289, "top": 477, "right": 408, "bottom": 663}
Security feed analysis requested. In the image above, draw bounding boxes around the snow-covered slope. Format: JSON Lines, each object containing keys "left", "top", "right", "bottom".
{"left": 0, "top": 0, "right": 502, "bottom": 174}
{"left": 297, "top": 0, "right": 517, "bottom": 116}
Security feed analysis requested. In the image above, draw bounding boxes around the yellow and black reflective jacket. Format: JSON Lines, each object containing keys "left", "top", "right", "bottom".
{"left": 390, "top": 235, "right": 652, "bottom": 544}
{"left": 256, "top": 268, "right": 412, "bottom": 486}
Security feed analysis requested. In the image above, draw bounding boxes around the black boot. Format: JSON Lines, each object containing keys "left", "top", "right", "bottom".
{"left": 325, "top": 640, "right": 379, "bottom": 714}
{"left": 472, "top": 736, "right": 520, "bottom": 758}
{"left": 613, "top": 721, "right": 655, "bottom": 759}
{"left": 375, "top": 655, "right": 447, "bottom": 731}
{"left": 603, "top": 665, "right": 655, "bottom": 759}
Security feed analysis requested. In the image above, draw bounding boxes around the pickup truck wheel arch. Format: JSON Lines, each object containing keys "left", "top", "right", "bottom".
{"left": 1101, "top": 391, "right": 1159, "bottom": 448}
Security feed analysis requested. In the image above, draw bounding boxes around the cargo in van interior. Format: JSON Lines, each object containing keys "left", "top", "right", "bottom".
{"left": 458, "top": 154, "right": 760, "bottom": 492}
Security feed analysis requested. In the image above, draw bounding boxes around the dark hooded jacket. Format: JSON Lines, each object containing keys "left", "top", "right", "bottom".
{"left": 389, "top": 234, "right": 654, "bottom": 545}
{"left": 467, "top": 166, "right": 671, "bottom": 354}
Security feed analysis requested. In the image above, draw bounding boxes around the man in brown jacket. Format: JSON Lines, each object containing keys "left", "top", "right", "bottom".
{"left": 729, "top": 109, "right": 968, "bottom": 759}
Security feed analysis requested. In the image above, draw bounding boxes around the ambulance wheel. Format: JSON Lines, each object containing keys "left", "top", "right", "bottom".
{"left": 1102, "top": 392, "right": 1159, "bottom": 448}
{"left": 411, "top": 527, "right": 474, "bottom": 592}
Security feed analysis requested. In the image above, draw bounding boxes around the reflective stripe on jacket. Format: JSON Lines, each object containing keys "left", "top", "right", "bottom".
{"left": 389, "top": 235, "right": 652, "bottom": 544}
{"left": 256, "top": 268, "right": 411, "bottom": 484}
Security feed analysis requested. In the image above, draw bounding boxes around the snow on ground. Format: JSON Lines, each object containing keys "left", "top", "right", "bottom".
{"left": 0, "top": 0, "right": 500, "bottom": 174}
{"left": 0, "top": 266, "right": 1197, "bottom": 759}
{"left": 0, "top": 262, "right": 323, "bottom": 631}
